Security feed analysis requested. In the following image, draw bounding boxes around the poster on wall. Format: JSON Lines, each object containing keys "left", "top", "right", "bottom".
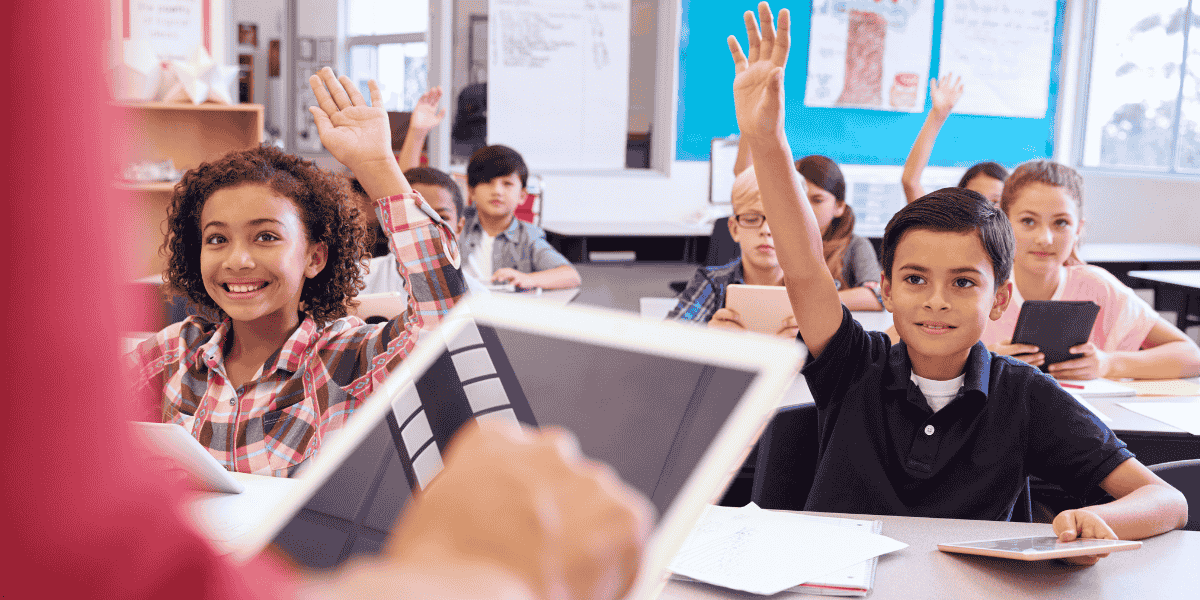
{"left": 487, "top": 0, "right": 631, "bottom": 170}
{"left": 938, "top": 0, "right": 1056, "bottom": 118}
{"left": 126, "top": 0, "right": 209, "bottom": 62}
{"left": 804, "top": 0, "right": 934, "bottom": 113}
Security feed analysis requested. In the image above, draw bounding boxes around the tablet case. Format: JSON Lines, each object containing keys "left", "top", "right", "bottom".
{"left": 1011, "top": 300, "right": 1100, "bottom": 372}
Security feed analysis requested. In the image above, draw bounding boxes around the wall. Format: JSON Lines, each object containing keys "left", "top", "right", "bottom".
{"left": 1079, "top": 173, "right": 1200, "bottom": 244}
{"left": 231, "top": 0, "right": 285, "bottom": 140}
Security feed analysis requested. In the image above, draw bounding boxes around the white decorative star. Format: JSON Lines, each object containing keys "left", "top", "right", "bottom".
{"left": 109, "top": 37, "right": 163, "bottom": 101}
{"left": 166, "top": 46, "right": 216, "bottom": 104}
{"left": 203, "top": 63, "right": 240, "bottom": 105}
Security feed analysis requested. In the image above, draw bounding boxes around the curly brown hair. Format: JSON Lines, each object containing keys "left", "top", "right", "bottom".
{"left": 161, "top": 145, "right": 368, "bottom": 326}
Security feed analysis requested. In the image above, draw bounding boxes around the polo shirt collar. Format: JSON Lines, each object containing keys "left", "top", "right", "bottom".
{"left": 467, "top": 212, "right": 521, "bottom": 241}
{"left": 885, "top": 339, "right": 992, "bottom": 400}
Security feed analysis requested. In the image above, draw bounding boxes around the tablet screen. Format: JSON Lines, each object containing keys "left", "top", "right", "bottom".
{"left": 268, "top": 321, "right": 758, "bottom": 569}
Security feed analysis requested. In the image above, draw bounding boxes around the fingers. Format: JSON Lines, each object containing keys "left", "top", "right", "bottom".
{"left": 308, "top": 106, "right": 334, "bottom": 134}
{"left": 317, "top": 67, "right": 353, "bottom": 110}
{"left": 774, "top": 7, "right": 790, "bottom": 67}
{"left": 1068, "top": 343, "right": 1096, "bottom": 356}
{"left": 366, "top": 79, "right": 383, "bottom": 108}
{"left": 743, "top": 10, "right": 761, "bottom": 63}
{"left": 342, "top": 75, "right": 367, "bottom": 106}
{"left": 757, "top": 2, "right": 776, "bottom": 62}
{"left": 728, "top": 36, "right": 748, "bottom": 72}
{"left": 309, "top": 71, "right": 341, "bottom": 118}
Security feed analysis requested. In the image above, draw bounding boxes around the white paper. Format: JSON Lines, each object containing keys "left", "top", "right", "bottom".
{"left": 1118, "top": 402, "right": 1200, "bottom": 435}
{"left": 1057, "top": 379, "right": 1137, "bottom": 398}
{"left": 488, "top": 0, "right": 630, "bottom": 170}
{"left": 1067, "top": 392, "right": 1114, "bottom": 423}
{"left": 805, "top": 0, "right": 935, "bottom": 113}
{"left": 938, "top": 0, "right": 1056, "bottom": 118}
{"left": 186, "top": 476, "right": 302, "bottom": 554}
{"left": 669, "top": 504, "right": 907, "bottom": 596}
{"left": 127, "top": 0, "right": 206, "bottom": 63}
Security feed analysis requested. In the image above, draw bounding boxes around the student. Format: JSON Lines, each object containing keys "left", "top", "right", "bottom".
{"left": 361, "top": 166, "right": 490, "bottom": 297}
{"left": 668, "top": 166, "right": 795, "bottom": 335}
{"left": 397, "top": 86, "right": 446, "bottom": 171}
{"left": 128, "top": 68, "right": 465, "bottom": 477}
{"left": 900, "top": 74, "right": 1008, "bottom": 205}
{"left": 729, "top": 2, "right": 1185, "bottom": 561}
{"left": 460, "top": 145, "right": 582, "bottom": 290}
{"left": 983, "top": 160, "right": 1200, "bottom": 379}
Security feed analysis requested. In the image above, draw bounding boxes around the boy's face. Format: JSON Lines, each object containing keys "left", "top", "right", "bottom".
{"left": 199, "top": 184, "right": 327, "bottom": 330}
{"left": 728, "top": 191, "right": 779, "bottom": 271}
{"left": 881, "top": 228, "right": 1012, "bottom": 379}
{"left": 413, "top": 182, "right": 465, "bottom": 237}
{"left": 470, "top": 172, "right": 525, "bottom": 223}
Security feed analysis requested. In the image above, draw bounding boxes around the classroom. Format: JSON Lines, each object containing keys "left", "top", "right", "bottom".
{"left": 7, "top": 0, "right": 1200, "bottom": 597}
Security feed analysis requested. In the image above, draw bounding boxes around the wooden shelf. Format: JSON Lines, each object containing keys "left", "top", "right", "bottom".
{"left": 113, "top": 181, "right": 176, "bottom": 192}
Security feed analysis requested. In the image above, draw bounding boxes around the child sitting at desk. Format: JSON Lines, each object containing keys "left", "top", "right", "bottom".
{"left": 127, "top": 68, "right": 464, "bottom": 477}
{"left": 731, "top": 2, "right": 1185, "bottom": 561}
{"left": 460, "top": 145, "right": 582, "bottom": 290}
{"left": 982, "top": 160, "right": 1200, "bottom": 379}
{"left": 900, "top": 73, "right": 1008, "bottom": 205}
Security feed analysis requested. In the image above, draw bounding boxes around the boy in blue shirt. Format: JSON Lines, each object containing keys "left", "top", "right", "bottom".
{"left": 730, "top": 3, "right": 1186, "bottom": 564}
{"left": 461, "top": 145, "right": 582, "bottom": 290}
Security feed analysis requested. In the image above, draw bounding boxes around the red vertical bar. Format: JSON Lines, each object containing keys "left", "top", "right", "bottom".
{"left": 203, "top": 0, "right": 211, "bottom": 53}
{"left": 122, "top": 0, "right": 130, "bottom": 38}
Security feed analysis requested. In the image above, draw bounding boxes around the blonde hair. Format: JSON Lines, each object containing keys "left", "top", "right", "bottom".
{"left": 999, "top": 160, "right": 1085, "bottom": 266}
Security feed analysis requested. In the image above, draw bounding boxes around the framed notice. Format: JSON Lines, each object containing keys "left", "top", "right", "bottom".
{"left": 123, "top": 0, "right": 212, "bottom": 63}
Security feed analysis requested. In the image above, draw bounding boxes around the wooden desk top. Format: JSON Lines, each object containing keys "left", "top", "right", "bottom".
{"left": 660, "top": 512, "right": 1199, "bottom": 600}
{"left": 1079, "top": 243, "right": 1200, "bottom": 263}
{"left": 1128, "top": 270, "right": 1200, "bottom": 289}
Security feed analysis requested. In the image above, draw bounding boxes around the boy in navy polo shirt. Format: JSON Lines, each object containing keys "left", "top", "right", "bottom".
{"left": 730, "top": 3, "right": 1186, "bottom": 564}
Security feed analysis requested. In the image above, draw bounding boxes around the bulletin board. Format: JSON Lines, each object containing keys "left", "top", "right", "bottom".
{"left": 675, "top": 0, "right": 1066, "bottom": 166}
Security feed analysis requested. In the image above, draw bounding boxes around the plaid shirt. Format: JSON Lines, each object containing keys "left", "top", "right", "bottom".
{"left": 667, "top": 259, "right": 745, "bottom": 323}
{"left": 128, "top": 192, "right": 464, "bottom": 477}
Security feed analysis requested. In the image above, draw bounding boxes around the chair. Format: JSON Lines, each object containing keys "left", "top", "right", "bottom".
{"left": 750, "top": 403, "right": 819, "bottom": 511}
{"left": 1150, "top": 459, "right": 1200, "bottom": 531}
{"left": 667, "top": 217, "right": 739, "bottom": 294}
{"left": 514, "top": 174, "right": 544, "bottom": 226}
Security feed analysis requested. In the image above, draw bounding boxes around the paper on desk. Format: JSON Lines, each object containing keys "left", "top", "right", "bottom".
{"left": 669, "top": 504, "right": 907, "bottom": 596}
{"left": 1117, "top": 402, "right": 1200, "bottom": 435}
{"left": 1066, "top": 392, "right": 1113, "bottom": 422}
{"left": 186, "top": 475, "right": 300, "bottom": 554}
{"left": 1057, "top": 379, "right": 1136, "bottom": 398}
{"left": 1116, "top": 379, "right": 1200, "bottom": 397}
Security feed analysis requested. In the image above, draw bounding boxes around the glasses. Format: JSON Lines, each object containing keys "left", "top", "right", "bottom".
{"left": 734, "top": 213, "right": 767, "bottom": 228}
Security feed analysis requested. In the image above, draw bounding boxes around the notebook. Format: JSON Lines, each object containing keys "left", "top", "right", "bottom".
{"left": 227, "top": 295, "right": 807, "bottom": 599}
{"left": 1011, "top": 300, "right": 1100, "bottom": 372}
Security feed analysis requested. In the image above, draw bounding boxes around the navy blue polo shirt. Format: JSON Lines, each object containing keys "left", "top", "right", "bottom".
{"left": 801, "top": 307, "right": 1133, "bottom": 521}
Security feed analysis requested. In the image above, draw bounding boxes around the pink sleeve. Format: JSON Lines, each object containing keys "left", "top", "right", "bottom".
{"left": 1073, "top": 267, "right": 1158, "bottom": 352}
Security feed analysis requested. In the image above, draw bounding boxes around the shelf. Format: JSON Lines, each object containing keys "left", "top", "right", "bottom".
{"left": 110, "top": 101, "right": 265, "bottom": 113}
{"left": 114, "top": 181, "right": 176, "bottom": 192}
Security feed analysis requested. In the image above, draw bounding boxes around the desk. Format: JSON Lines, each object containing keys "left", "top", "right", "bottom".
{"left": 186, "top": 472, "right": 301, "bottom": 555}
{"left": 662, "top": 512, "right": 1200, "bottom": 600}
{"left": 496, "top": 287, "right": 581, "bottom": 306}
{"left": 1090, "top": 394, "right": 1200, "bottom": 464}
{"left": 1079, "top": 243, "right": 1200, "bottom": 286}
{"left": 542, "top": 220, "right": 714, "bottom": 263}
{"left": 1128, "top": 270, "right": 1200, "bottom": 330}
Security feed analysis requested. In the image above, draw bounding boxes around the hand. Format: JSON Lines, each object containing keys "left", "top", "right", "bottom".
{"left": 409, "top": 86, "right": 447, "bottom": 132}
{"left": 929, "top": 72, "right": 963, "bottom": 117}
{"left": 1052, "top": 508, "right": 1118, "bottom": 566}
{"left": 729, "top": 2, "right": 791, "bottom": 141}
{"left": 989, "top": 339, "right": 1044, "bottom": 368}
{"left": 708, "top": 308, "right": 747, "bottom": 332}
{"left": 776, "top": 314, "right": 799, "bottom": 339}
{"left": 388, "top": 424, "right": 654, "bottom": 600}
{"left": 1048, "top": 342, "right": 1110, "bottom": 380}
{"left": 308, "top": 67, "right": 395, "bottom": 173}
{"left": 492, "top": 268, "right": 537, "bottom": 289}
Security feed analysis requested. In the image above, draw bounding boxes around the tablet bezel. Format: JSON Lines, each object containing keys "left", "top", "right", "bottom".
{"left": 937, "top": 535, "right": 1142, "bottom": 561}
{"left": 231, "top": 294, "right": 807, "bottom": 599}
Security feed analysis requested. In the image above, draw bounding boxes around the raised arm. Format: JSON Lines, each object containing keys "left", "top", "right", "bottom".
{"left": 900, "top": 74, "right": 962, "bottom": 203}
{"left": 397, "top": 86, "right": 446, "bottom": 171}
{"left": 730, "top": 2, "right": 842, "bottom": 356}
{"left": 309, "top": 67, "right": 412, "bottom": 199}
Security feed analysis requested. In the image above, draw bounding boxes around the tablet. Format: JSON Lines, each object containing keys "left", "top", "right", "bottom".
{"left": 129, "top": 422, "right": 245, "bottom": 494}
{"left": 937, "top": 536, "right": 1141, "bottom": 561}
{"left": 725, "top": 284, "right": 794, "bottom": 336}
{"left": 1011, "top": 300, "right": 1100, "bottom": 372}
{"left": 231, "top": 295, "right": 807, "bottom": 599}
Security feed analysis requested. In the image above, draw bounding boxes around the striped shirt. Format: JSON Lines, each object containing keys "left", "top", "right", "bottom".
{"left": 127, "top": 192, "right": 464, "bottom": 477}
{"left": 667, "top": 259, "right": 745, "bottom": 324}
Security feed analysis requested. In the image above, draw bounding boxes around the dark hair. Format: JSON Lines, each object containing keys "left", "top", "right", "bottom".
{"left": 404, "top": 166, "right": 465, "bottom": 220}
{"left": 467, "top": 144, "right": 528, "bottom": 188}
{"left": 796, "top": 155, "right": 854, "bottom": 287}
{"left": 957, "top": 161, "right": 1009, "bottom": 188}
{"left": 881, "top": 188, "right": 1014, "bottom": 286}
{"left": 999, "top": 159, "right": 1086, "bottom": 266}
{"left": 162, "top": 145, "right": 368, "bottom": 326}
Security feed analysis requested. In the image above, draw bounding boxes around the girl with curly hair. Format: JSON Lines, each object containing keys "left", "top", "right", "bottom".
{"left": 127, "top": 69, "right": 465, "bottom": 476}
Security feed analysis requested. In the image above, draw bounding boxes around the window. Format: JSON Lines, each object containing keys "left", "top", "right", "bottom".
{"left": 344, "top": 0, "right": 429, "bottom": 111}
{"left": 1080, "top": 0, "right": 1198, "bottom": 172}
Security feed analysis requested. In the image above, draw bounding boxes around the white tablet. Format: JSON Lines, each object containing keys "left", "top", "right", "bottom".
{"left": 231, "top": 294, "right": 807, "bottom": 599}
{"left": 129, "top": 422, "right": 245, "bottom": 494}
{"left": 937, "top": 536, "right": 1142, "bottom": 561}
{"left": 725, "top": 284, "right": 794, "bottom": 335}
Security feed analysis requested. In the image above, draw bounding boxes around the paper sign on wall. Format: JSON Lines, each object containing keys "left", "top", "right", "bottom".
{"left": 127, "top": 0, "right": 207, "bottom": 63}
{"left": 804, "top": 0, "right": 935, "bottom": 113}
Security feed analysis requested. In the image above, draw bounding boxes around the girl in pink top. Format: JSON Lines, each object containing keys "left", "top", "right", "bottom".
{"left": 986, "top": 160, "right": 1200, "bottom": 379}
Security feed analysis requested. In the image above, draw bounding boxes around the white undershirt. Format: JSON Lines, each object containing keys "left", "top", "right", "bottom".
{"left": 468, "top": 233, "right": 497, "bottom": 282}
{"left": 910, "top": 372, "right": 966, "bottom": 413}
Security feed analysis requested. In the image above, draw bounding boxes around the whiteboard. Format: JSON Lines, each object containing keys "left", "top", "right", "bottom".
{"left": 488, "top": 0, "right": 631, "bottom": 170}
{"left": 709, "top": 137, "right": 739, "bottom": 205}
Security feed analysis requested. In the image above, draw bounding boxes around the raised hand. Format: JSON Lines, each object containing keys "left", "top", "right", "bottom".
{"left": 410, "top": 86, "right": 446, "bottom": 132}
{"left": 308, "top": 67, "right": 394, "bottom": 173}
{"left": 729, "top": 2, "right": 791, "bottom": 141}
{"left": 929, "top": 73, "right": 964, "bottom": 117}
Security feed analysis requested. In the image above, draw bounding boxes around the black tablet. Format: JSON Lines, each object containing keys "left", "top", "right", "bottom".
{"left": 1011, "top": 300, "right": 1100, "bottom": 372}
